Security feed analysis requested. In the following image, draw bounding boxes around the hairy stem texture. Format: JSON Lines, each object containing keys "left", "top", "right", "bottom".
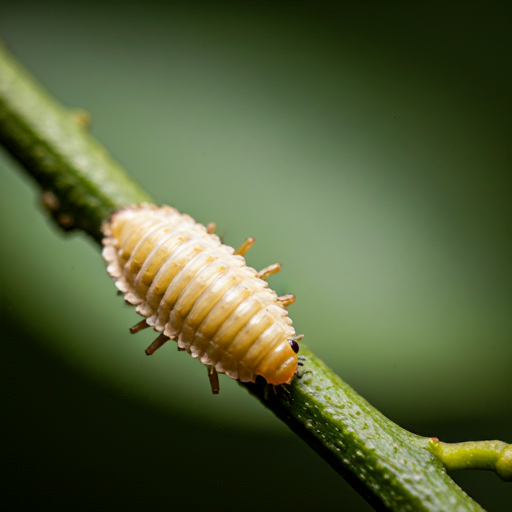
{"left": 1, "top": 43, "right": 509, "bottom": 512}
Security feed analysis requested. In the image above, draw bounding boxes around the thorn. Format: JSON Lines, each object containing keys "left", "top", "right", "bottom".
{"left": 145, "top": 333, "right": 169, "bottom": 355}
{"left": 278, "top": 294, "right": 295, "bottom": 306}
{"left": 56, "top": 213, "right": 74, "bottom": 230}
{"left": 207, "top": 365, "right": 220, "bottom": 394}
{"left": 70, "top": 108, "right": 91, "bottom": 129}
{"left": 234, "top": 237, "right": 255, "bottom": 256}
{"left": 129, "top": 319, "right": 150, "bottom": 334}
{"left": 258, "top": 263, "right": 281, "bottom": 279}
{"left": 41, "top": 190, "right": 60, "bottom": 211}
{"left": 207, "top": 222, "right": 216, "bottom": 234}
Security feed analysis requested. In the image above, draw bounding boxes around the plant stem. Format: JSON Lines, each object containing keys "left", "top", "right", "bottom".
{"left": 1, "top": 43, "right": 509, "bottom": 512}
{"left": 428, "top": 439, "right": 511, "bottom": 482}
{"left": 0, "top": 42, "right": 151, "bottom": 241}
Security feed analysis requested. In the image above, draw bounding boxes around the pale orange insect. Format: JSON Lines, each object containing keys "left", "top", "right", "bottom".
{"left": 102, "top": 203, "right": 303, "bottom": 393}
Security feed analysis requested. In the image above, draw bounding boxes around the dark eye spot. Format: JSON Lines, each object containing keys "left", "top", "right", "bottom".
{"left": 289, "top": 339, "right": 299, "bottom": 353}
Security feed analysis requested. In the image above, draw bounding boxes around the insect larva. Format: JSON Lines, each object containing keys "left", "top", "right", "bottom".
{"left": 101, "top": 203, "right": 302, "bottom": 394}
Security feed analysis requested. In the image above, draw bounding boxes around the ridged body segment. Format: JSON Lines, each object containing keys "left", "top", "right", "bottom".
{"left": 102, "top": 204, "right": 298, "bottom": 385}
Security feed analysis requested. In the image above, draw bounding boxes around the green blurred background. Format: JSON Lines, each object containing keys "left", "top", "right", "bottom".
{"left": 1, "top": 1, "right": 510, "bottom": 510}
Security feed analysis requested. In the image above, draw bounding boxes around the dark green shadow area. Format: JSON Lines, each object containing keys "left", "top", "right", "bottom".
{"left": 5, "top": 314, "right": 511, "bottom": 511}
{"left": 3, "top": 315, "right": 373, "bottom": 511}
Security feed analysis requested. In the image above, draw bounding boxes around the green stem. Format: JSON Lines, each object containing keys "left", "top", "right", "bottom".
{"left": 0, "top": 41, "right": 151, "bottom": 241}
{"left": 1, "top": 43, "right": 509, "bottom": 512}
{"left": 428, "top": 439, "right": 512, "bottom": 482}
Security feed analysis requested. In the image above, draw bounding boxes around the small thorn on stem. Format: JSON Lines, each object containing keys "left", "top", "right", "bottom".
{"left": 258, "top": 263, "right": 281, "bottom": 279}
{"left": 145, "top": 333, "right": 169, "bottom": 355}
{"left": 234, "top": 237, "right": 255, "bottom": 256}
{"left": 70, "top": 108, "right": 91, "bottom": 129}
{"left": 129, "top": 319, "right": 150, "bottom": 334}
{"left": 207, "top": 222, "right": 216, "bottom": 234}
{"left": 278, "top": 294, "right": 295, "bottom": 306}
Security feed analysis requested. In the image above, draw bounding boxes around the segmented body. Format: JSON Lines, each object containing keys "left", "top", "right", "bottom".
{"left": 102, "top": 204, "right": 298, "bottom": 386}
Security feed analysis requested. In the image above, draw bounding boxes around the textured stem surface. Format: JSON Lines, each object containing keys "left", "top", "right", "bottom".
{"left": 1, "top": 43, "right": 509, "bottom": 512}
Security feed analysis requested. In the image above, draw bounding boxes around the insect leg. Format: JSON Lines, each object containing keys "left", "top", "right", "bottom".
{"left": 206, "top": 222, "right": 216, "bottom": 234}
{"left": 234, "top": 237, "right": 255, "bottom": 256}
{"left": 206, "top": 365, "right": 220, "bottom": 394}
{"left": 295, "top": 353, "right": 310, "bottom": 378}
{"left": 145, "top": 333, "right": 170, "bottom": 355}
{"left": 129, "top": 319, "right": 150, "bottom": 334}
{"left": 278, "top": 294, "right": 295, "bottom": 307}
{"left": 281, "top": 385, "right": 291, "bottom": 396}
{"left": 258, "top": 263, "right": 281, "bottom": 279}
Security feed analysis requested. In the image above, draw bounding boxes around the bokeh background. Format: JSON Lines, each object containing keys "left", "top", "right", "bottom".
{"left": 1, "top": 1, "right": 510, "bottom": 510}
